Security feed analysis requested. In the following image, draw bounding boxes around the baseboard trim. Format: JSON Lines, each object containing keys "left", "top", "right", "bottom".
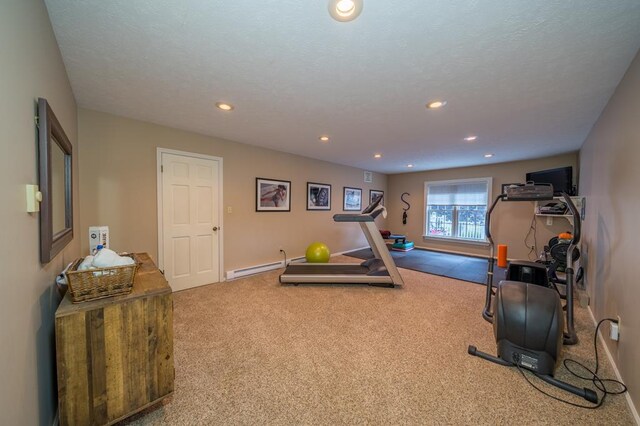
{"left": 414, "top": 244, "right": 524, "bottom": 263}
{"left": 333, "top": 246, "right": 369, "bottom": 257}
{"left": 413, "top": 244, "right": 487, "bottom": 259}
{"left": 587, "top": 306, "right": 639, "bottom": 424}
{"left": 226, "top": 260, "right": 284, "bottom": 280}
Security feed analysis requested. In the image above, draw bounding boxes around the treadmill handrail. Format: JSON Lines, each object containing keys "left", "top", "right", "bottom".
{"left": 361, "top": 194, "right": 383, "bottom": 214}
{"left": 333, "top": 205, "right": 384, "bottom": 222}
{"left": 333, "top": 214, "right": 375, "bottom": 222}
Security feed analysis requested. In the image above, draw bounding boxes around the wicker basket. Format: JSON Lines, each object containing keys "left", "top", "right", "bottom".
{"left": 66, "top": 254, "right": 139, "bottom": 303}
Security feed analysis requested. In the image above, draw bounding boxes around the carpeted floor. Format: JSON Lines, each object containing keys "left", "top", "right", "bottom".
{"left": 124, "top": 256, "right": 634, "bottom": 425}
{"left": 345, "top": 246, "right": 507, "bottom": 285}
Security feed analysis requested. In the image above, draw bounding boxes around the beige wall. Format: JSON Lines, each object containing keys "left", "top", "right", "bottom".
{"left": 78, "top": 109, "right": 387, "bottom": 273}
{"left": 0, "top": 1, "right": 79, "bottom": 424}
{"left": 387, "top": 153, "right": 578, "bottom": 260}
{"left": 579, "top": 50, "right": 640, "bottom": 415}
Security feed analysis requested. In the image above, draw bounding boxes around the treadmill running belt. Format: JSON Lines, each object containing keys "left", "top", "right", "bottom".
{"left": 283, "top": 264, "right": 378, "bottom": 275}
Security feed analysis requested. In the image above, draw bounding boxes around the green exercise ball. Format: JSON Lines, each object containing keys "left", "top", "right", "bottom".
{"left": 305, "top": 242, "right": 331, "bottom": 263}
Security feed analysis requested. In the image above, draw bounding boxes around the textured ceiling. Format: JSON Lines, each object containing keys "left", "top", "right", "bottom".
{"left": 44, "top": 0, "right": 640, "bottom": 174}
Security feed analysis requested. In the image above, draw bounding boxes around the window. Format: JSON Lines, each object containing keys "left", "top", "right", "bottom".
{"left": 424, "top": 178, "right": 492, "bottom": 243}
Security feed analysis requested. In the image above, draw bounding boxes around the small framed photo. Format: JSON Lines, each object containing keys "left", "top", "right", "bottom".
{"left": 369, "top": 190, "right": 384, "bottom": 205}
{"left": 307, "top": 182, "right": 331, "bottom": 210}
{"left": 256, "top": 178, "right": 291, "bottom": 212}
{"left": 343, "top": 187, "right": 362, "bottom": 211}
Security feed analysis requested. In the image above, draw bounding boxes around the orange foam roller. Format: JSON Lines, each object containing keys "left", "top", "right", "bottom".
{"left": 497, "top": 244, "right": 508, "bottom": 268}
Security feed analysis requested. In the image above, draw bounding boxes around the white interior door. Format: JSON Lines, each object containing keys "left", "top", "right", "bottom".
{"left": 161, "top": 152, "right": 221, "bottom": 291}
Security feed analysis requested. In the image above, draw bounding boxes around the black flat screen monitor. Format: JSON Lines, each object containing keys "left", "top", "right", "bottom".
{"left": 526, "top": 166, "right": 573, "bottom": 196}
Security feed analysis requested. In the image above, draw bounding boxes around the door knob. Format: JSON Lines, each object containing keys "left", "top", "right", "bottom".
{"left": 213, "top": 226, "right": 219, "bottom": 231}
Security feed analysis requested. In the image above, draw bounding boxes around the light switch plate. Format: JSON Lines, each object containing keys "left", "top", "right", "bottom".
{"left": 26, "top": 184, "right": 42, "bottom": 212}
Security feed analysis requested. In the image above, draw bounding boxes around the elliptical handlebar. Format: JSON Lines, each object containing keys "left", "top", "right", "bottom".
{"left": 482, "top": 193, "right": 506, "bottom": 323}
{"left": 561, "top": 192, "right": 580, "bottom": 244}
{"left": 484, "top": 193, "right": 506, "bottom": 247}
{"left": 560, "top": 192, "right": 580, "bottom": 345}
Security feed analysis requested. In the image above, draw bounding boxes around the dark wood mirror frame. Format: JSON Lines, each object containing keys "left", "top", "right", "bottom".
{"left": 38, "top": 98, "right": 73, "bottom": 263}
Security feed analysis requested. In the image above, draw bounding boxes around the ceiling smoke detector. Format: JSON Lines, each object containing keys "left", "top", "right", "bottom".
{"left": 329, "top": 0, "right": 363, "bottom": 22}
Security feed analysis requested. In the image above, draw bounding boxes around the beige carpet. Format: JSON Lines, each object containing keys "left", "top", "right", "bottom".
{"left": 125, "top": 257, "right": 634, "bottom": 425}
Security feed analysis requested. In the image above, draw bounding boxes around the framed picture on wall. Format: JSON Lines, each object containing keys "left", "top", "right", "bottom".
{"left": 307, "top": 182, "right": 331, "bottom": 210}
{"left": 256, "top": 178, "right": 291, "bottom": 212}
{"left": 343, "top": 187, "right": 362, "bottom": 211}
{"left": 369, "top": 190, "right": 384, "bottom": 205}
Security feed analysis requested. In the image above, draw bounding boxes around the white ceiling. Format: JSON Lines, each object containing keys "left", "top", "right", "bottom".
{"left": 44, "top": 0, "right": 640, "bottom": 174}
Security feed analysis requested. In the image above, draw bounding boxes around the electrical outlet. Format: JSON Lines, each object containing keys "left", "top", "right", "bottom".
{"left": 610, "top": 317, "right": 620, "bottom": 341}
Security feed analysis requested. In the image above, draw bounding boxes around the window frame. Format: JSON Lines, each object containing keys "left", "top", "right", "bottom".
{"left": 423, "top": 177, "right": 493, "bottom": 245}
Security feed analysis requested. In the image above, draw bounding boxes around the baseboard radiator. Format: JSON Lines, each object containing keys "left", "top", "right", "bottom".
{"left": 226, "top": 257, "right": 305, "bottom": 280}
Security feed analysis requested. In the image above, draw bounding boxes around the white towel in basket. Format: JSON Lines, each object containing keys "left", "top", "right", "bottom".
{"left": 93, "top": 248, "right": 134, "bottom": 268}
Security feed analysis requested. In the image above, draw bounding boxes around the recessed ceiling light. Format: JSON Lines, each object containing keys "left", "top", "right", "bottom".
{"left": 215, "top": 102, "right": 234, "bottom": 111}
{"left": 319, "top": 135, "right": 330, "bottom": 142}
{"left": 464, "top": 136, "right": 477, "bottom": 142}
{"left": 426, "top": 100, "right": 447, "bottom": 109}
{"left": 337, "top": 0, "right": 355, "bottom": 14}
{"left": 328, "top": 0, "right": 363, "bottom": 22}
{"left": 374, "top": 153, "right": 382, "bottom": 159}
{"left": 484, "top": 154, "right": 494, "bottom": 158}
{"left": 407, "top": 164, "right": 414, "bottom": 168}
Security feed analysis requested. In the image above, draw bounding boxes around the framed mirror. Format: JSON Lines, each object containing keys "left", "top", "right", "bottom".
{"left": 38, "top": 98, "right": 73, "bottom": 263}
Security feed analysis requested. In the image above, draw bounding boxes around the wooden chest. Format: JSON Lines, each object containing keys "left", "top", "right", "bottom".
{"left": 55, "top": 253, "right": 174, "bottom": 425}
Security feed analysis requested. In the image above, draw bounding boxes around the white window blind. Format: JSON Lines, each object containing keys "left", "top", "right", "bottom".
{"left": 427, "top": 181, "right": 489, "bottom": 206}
{"left": 424, "top": 178, "right": 492, "bottom": 243}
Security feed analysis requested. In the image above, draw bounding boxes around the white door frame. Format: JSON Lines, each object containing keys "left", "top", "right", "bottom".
{"left": 156, "top": 148, "right": 225, "bottom": 283}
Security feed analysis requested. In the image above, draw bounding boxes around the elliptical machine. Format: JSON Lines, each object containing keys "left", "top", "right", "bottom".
{"left": 468, "top": 183, "right": 597, "bottom": 403}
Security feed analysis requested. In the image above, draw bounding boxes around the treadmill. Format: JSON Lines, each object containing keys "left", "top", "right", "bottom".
{"left": 279, "top": 196, "right": 404, "bottom": 287}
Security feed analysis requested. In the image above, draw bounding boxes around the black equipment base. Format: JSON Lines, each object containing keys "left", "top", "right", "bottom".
{"left": 467, "top": 345, "right": 597, "bottom": 403}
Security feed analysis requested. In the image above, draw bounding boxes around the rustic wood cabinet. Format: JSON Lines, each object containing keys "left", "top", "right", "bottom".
{"left": 55, "top": 253, "right": 174, "bottom": 425}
